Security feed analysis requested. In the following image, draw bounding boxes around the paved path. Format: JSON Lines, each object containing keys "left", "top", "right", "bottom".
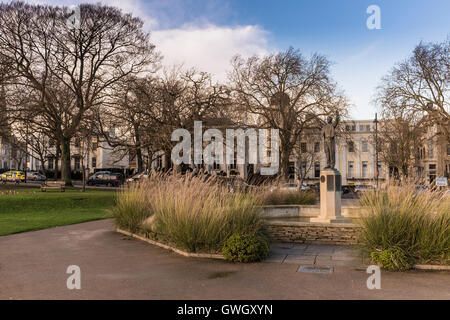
{"left": 267, "top": 243, "right": 368, "bottom": 267}
{"left": 0, "top": 219, "right": 449, "bottom": 299}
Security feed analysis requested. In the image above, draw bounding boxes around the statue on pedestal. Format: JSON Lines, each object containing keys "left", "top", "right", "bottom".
{"left": 322, "top": 112, "right": 339, "bottom": 169}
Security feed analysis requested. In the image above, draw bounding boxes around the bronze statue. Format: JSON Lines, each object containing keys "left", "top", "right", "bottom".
{"left": 322, "top": 113, "right": 339, "bottom": 169}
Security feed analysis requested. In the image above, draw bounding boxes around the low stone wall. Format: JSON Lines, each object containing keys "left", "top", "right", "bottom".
{"left": 261, "top": 205, "right": 367, "bottom": 219}
{"left": 266, "top": 221, "right": 361, "bottom": 245}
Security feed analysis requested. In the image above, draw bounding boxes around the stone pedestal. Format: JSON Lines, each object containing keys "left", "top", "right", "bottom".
{"left": 311, "top": 168, "right": 349, "bottom": 223}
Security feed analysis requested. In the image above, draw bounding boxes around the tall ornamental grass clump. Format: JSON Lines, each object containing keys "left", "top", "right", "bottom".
{"left": 112, "top": 183, "right": 152, "bottom": 234}
{"left": 359, "top": 185, "right": 450, "bottom": 268}
{"left": 263, "top": 189, "right": 317, "bottom": 205}
{"left": 114, "top": 174, "right": 268, "bottom": 254}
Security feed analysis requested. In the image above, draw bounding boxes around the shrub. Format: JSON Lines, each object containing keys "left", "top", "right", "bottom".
{"left": 371, "top": 247, "right": 412, "bottom": 271}
{"left": 114, "top": 174, "right": 268, "bottom": 254}
{"left": 112, "top": 184, "right": 152, "bottom": 234}
{"left": 359, "top": 185, "right": 450, "bottom": 266}
{"left": 222, "top": 233, "right": 270, "bottom": 263}
{"left": 264, "top": 189, "right": 316, "bottom": 205}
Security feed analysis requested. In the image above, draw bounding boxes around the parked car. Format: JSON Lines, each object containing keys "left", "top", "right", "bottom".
{"left": 415, "top": 185, "right": 428, "bottom": 194}
{"left": 87, "top": 171, "right": 122, "bottom": 187}
{"left": 269, "top": 183, "right": 310, "bottom": 192}
{"left": 226, "top": 179, "right": 257, "bottom": 193}
{"left": 342, "top": 186, "right": 351, "bottom": 194}
{"left": 1, "top": 170, "right": 25, "bottom": 183}
{"left": 126, "top": 172, "right": 149, "bottom": 183}
{"left": 354, "top": 185, "right": 375, "bottom": 193}
{"left": 26, "top": 171, "right": 47, "bottom": 181}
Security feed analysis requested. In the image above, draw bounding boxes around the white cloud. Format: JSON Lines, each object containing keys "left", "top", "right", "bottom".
{"left": 21, "top": 0, "right": 272, "bottom": 81}
{"left": 152, "top": 24, "right": 270, "bottom": 81}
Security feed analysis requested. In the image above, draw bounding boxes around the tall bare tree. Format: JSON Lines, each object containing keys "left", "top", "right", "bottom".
{"left": 229, "top": 48, "right": 348, "bottom": 181}
{"left": 376, "top": 107, "right": 426, "bottom": 179}
{"left": 377, "top": 40, "right": 449, "bottom": 142}
{"left": 0, "top": 2, "right": 159, "bottom": 184}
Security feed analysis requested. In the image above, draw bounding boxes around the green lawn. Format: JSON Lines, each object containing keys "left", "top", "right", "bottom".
{"left": 0, "top": 188, "right": 115, "bottom": 236}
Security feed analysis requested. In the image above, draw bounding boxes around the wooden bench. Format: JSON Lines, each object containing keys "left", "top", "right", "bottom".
{"left": 41, "top": 181, "right": 66, "bottom": 192}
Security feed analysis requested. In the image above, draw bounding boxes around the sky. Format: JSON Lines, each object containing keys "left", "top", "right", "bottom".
{"left": 19, "top": 0, "right": 450, "bottom": 119}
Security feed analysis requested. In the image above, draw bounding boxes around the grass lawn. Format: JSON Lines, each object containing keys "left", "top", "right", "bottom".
{"left": 0, "top": 187, "right": 115, "bottom": 236}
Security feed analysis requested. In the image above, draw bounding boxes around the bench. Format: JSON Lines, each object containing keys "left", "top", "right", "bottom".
{"left": 41, "top": 181, "right": 66, "bottom": 192}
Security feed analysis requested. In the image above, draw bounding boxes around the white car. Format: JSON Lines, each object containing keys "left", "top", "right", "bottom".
{"left": 269, "top": 183, "right": 310, "bottom": 192}
{"left": 126, "top": 172, "right": 149, "bottom": 183}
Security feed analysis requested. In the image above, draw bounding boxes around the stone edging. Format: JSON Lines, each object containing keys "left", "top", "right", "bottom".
{"left": 266, "top": 220, "right": 361, "bottom": 228}
{"left": 413, "top": 264, "right": 450, "bottom": 271}
{"left": 116, "top": 228, "right": 225, "bottom": 260}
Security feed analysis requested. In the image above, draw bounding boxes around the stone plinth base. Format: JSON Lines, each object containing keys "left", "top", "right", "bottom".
{"left": 311, "top": 168, "right": 344, "bottom": 223}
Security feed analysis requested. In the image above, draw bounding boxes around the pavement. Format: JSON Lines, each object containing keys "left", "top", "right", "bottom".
{"left": 0, "top": 219, "right": 449, "bottom": 300}
{"left": 267, "top": 243, "right": 368, "bottom": 267}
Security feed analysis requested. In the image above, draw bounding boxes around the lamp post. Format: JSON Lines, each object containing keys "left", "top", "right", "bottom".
{"left": 374, "top": 113, "right": 379, "bottom": 189}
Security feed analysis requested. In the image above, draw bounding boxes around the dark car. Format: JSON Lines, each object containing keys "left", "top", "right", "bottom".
{"left": 87, "top": 171, "right": 122, "bottom": 187}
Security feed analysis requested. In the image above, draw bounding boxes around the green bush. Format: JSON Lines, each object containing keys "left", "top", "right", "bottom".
{"left": 371, "top": 247, "right": 412, "bottom": 271}
{"left": 359, "top": 185, "right": 450, "bottom": 266}
{"left": 264, "top": 189, "right": 316, "bottom": 205}
{"left": 222, "top": 233, "right": 270, "bottom": 263}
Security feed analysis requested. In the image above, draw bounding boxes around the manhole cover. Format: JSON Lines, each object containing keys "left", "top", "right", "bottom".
{"left": 297, "top": 266, "right": 334, "bottom": 274}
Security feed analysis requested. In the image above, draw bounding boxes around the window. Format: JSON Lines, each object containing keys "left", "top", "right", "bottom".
{"left": 92, "top": 157, "right": 97, "bottom": 168}
{"left": 74, "top": 157, "right": 80, "bottom": 171}
{"left": 48, "top": 158, "right": 53, "bottom": 170}
{"left": 300, "top": 161, "right": 307, "bottom": 176}
{"left": 74, "top": 138, "right": 80, "bottom": 148}
{"left": 447, "top": 144, "right": 450, "bottom": 156}
{"left": 92, "top": 142, "right": 98, "bottom": 150}
{"left": 428, "top": 141, "right": 434, "bottom": 158}
{"left": 288, "top": 162, "right": 295, "bottom": 180}
{"left": 429, "top": 164, "right": 436, "bottom": 183}
{"left": 213, "top": 161, "right": 220, "bottom": 170}
{"left": 301, "top": 142, "right": 307, "bottom": 153}
{"left": 362, "top": 161, "right": 368, "bottom": 178}
{"left": 362, "top": 141, "right": 368, "bottom": 153}
{"left": 314, "top": 162, "right": 320, "bottom": 178}
{"left": 314, "top": 142, "right": 320, "bottom": 153}
{"left": 348, "top": 141, "right": 354, "bottom": 153}
{"left": 347, "top": 161, "right": 354, "bottom": 178}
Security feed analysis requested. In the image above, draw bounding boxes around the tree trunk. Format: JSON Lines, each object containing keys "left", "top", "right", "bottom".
{"left": 134, "top": 124, "right": 144, "bottom": 173}
{"left": 54, "top": 145, "right": 60, "bottom": 179}
{"left": 136, "top": 147, "right": 144, "bottom": 173}
{"left": 280, "top": 144, "right": 292, "bottom": 182}
{"left": 60, "top": 137, "right": 72, "bottom": 186}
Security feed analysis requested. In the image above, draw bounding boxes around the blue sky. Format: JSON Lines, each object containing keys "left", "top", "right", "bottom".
{"left": 25, "top": 0, "right": 450, "bottom": 119}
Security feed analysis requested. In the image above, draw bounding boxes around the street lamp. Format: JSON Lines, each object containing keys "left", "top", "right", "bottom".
{"left": 374, "top": 113, "right": 379, "bottom": 189}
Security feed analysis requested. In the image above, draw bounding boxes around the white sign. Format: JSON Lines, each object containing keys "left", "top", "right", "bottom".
{"left": 436, "top": 177, "right": 448, "bottom": 187}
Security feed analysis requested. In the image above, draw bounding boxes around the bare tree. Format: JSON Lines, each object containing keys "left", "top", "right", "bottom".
{"left": 0, "top": 2, "right": 159, "bottom": 184}
{"left": 229, "top": 48, "right": 348, "bottom": 181}
{"left": 376, "top": 107, "right": 426, "bottom": 180}
{"left": 377, "top": 40, "right": 449, "bottom": 142}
